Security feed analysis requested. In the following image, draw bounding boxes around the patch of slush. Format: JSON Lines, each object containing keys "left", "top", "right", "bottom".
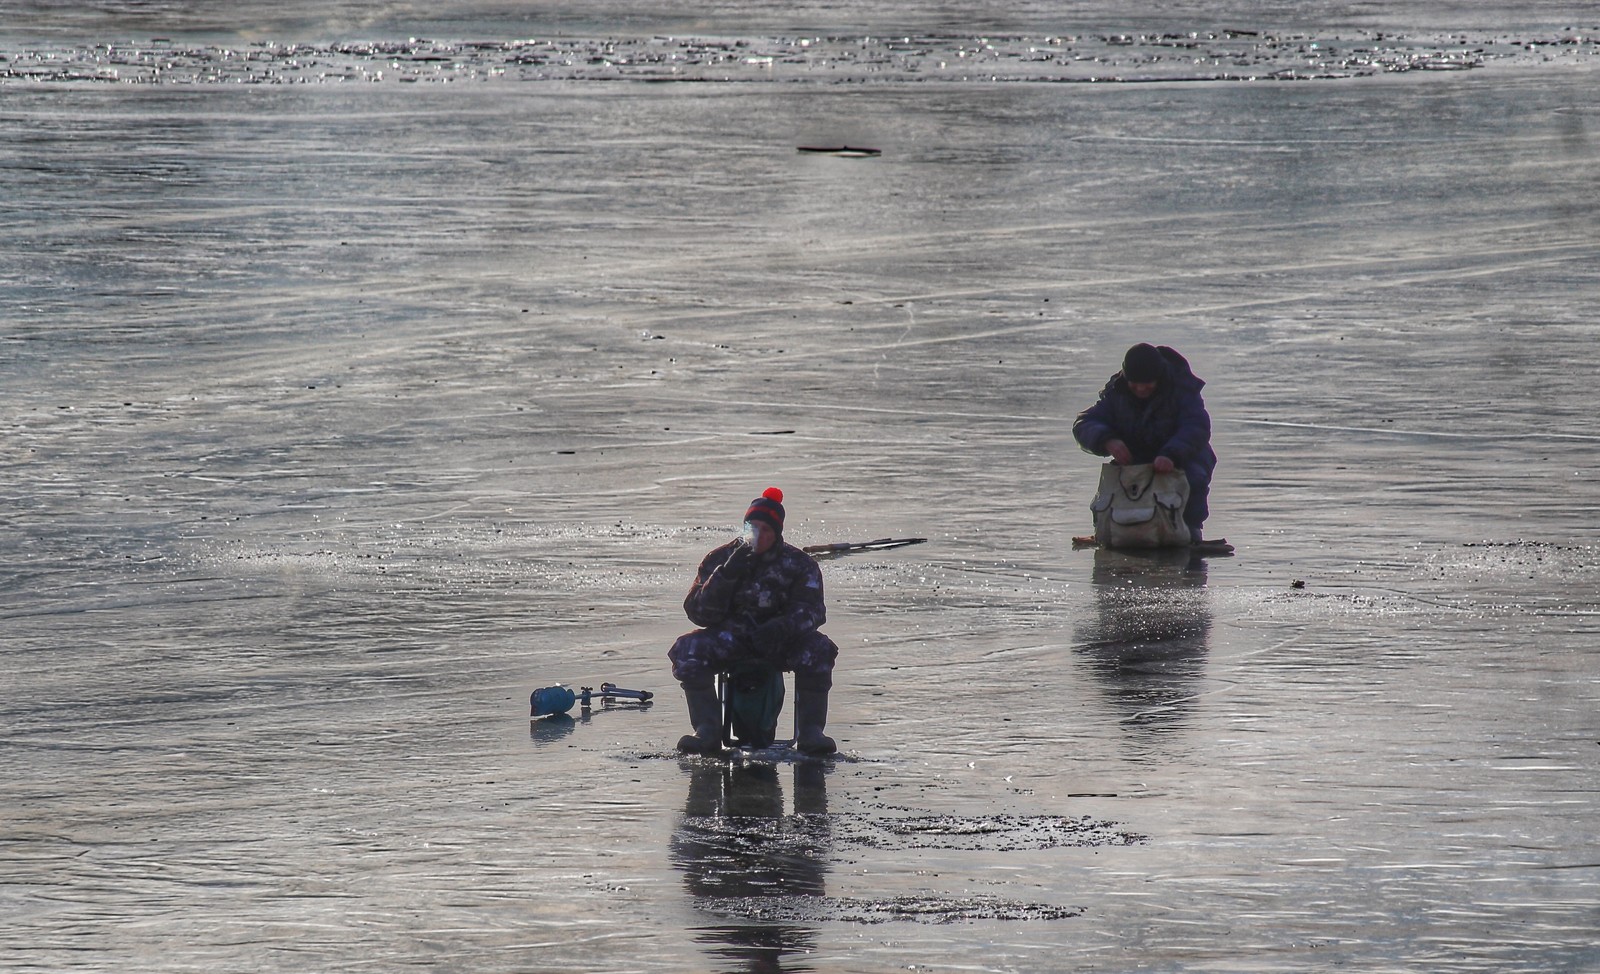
{"left": 678, "top": 809, "right": 1143, "bottom": 852}
{"left": 696, "top": 892, "right": 1083, "bottom": 924}
{"left": 841, "top": 811, "right": 1144, "bottom": 851}
{"left": 623, "top": 749, "right": 869, "bottom": 764}
{"left": 1246, "top": 586, "right": 1439, "bottom": 618}
{"left": 1446, "top": 540, "right": 1600, "bottom": 577}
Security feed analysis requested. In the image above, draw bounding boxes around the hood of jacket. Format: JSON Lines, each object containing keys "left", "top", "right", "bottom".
{"left": 1118, "top": 344, "right": 1204, "bottom": 394}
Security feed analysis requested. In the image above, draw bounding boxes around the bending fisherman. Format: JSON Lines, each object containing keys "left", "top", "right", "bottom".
{"left": 1073, "top": 343, "right": 1217, "bottom": 543}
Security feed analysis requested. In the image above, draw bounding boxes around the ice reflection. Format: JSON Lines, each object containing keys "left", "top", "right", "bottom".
{"left": 1075, "top": 548, "right": 1213, "bottom": 749}
{"left": 528, "top": 713, "right": 579, "bottom": 744}
{"left": 670, "top": 761, "right": 832, "bottom": 974}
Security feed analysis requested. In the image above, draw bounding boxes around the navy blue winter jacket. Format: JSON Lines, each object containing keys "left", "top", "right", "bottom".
{"left": 1072, "top": 346, "right": 1216, "bottom": 482}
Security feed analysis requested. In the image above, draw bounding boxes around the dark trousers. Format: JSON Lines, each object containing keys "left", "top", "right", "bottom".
{"left": 669, "top": 627, "right": 838, "bottom": 691}
{"left": 1184, "top": 464, "right": 1211, "bottom": 532}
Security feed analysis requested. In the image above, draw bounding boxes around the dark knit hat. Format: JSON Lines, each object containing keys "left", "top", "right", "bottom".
{"left": 1122, "top": 343, "right": 1168, "bottom": 383}
{"left": 744, "top": 486, "right": 786, "bottom": 534}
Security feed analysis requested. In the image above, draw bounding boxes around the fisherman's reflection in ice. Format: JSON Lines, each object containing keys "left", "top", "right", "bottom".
{"left": 1074, "top": 548, "right": 1213, "bottom": 751}
{"left": 670, "top": 759, "right": 831, "bottom": 974}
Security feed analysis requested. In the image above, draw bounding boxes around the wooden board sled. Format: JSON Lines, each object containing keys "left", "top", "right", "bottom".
{"left": 1073, "top": 535, "right": 1235, "bottom": 556}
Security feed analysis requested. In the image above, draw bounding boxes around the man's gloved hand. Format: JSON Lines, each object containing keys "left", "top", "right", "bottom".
{"left": 720, "top": 544, "right": 754, "bottom": 577}
{"left": 1152, "top": 455, "right": 1175, "bottom": 474}
{"left": 1105, "top": 438, "right": 1133, "bottom": 466}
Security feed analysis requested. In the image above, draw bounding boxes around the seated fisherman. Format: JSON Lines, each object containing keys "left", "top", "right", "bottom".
{"left": 667, "top": 488, "right": 839, "bottom": 755}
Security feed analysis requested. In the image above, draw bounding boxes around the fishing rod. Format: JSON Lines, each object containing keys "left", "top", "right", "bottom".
{"left": 802, "top": 537, "right": 926, "bottom": 557}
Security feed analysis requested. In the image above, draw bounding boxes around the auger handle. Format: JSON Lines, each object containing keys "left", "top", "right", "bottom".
{"left": 577, "top": 684, "right": 654, "bottom": 705}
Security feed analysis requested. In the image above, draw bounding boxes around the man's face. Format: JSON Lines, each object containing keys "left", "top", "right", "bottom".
{"left": 1129, "top": 380, "right": 1158, "bottom": 400}
{"left": 747, "top": 521, "right": 777, "bottom": 554}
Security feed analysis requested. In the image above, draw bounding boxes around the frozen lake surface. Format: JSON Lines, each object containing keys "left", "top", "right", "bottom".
{"left": 3, "top": 2, "right": 1599, "bottom": 970}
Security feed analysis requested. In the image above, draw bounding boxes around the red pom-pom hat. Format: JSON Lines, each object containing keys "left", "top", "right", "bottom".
{"left": 744, "top": 487, "right": 786, "bottom": 534}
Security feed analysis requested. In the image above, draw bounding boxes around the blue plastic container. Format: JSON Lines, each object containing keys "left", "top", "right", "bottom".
{"left": 530, "top": 685, "right": 577, "bottom": 717}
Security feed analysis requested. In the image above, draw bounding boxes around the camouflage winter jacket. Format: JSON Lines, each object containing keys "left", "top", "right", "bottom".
{"left": 683, "top": 539, "right": 827, "bottom": 638}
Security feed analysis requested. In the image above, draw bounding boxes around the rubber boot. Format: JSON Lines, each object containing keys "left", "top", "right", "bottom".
{"left": 794, "top": 686, "right": 837, "bottom": 756}
{"left": 676, "top": 684, "right": 724, "bottom": 755}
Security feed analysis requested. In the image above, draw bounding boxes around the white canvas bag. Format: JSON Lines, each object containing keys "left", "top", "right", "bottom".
{"left": 1091, "top": 462, "right": 1191, "bottom": 548}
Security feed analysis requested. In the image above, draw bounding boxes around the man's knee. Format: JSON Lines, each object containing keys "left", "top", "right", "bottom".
{"left": 788, "top": 631, "right": 838, "bottom": 687}
{"left": 671, "top": 657, "right": 715, "bottom": 690}
{"left": 669, "top": 630, "right": 728, "bottom": 688}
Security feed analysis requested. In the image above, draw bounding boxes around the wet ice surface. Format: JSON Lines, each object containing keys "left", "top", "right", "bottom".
{"left": 4, "top": 13, "right": 1600, "bottom": 973}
